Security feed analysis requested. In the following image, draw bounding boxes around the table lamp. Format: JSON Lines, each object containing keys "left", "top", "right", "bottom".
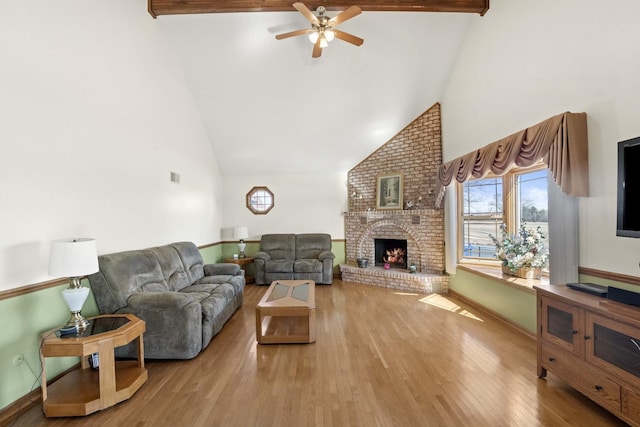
{"left": 48, "top": 238, "right": 99, "bottom": 332}
{"left": 234, "top": 227, "right": 249, "bottom": 258}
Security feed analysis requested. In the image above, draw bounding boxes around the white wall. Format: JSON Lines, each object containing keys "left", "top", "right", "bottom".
{"left": 0, "top": 0, "right": 224, "bottom": 291}
{"left": 221, "top": 173, "right": 347, "bottom": 240}
{"left": 441, "top": 0, "right": 640, "bottom": 277}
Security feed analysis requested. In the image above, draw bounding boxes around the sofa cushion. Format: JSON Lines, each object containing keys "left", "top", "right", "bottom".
{"left": 199, "top": 283, "right": 240, "bottom": 349}
{"left": 181, "top": 283, "right": 235, "bottom": 325}
{"left": 226, "top": 276, "right": 245, "bottom": 296}
{"left": 260, "top": 234, "right": 296, "bottom": 260}
{"left": 91, "top": 250, "right": 166, "bottom": 313}
{"left": 295, "top": 234, "right": 331, "bottom": 259}
{"left": 181, "top": 283, "right": 221, "bottom": 295}
{"left": 197, "top": 275, "right": 233, "bottom": 285}
{"left": 150, "top": 245, "right": 191, "bottom": 292}
{"left": 182, "top": 283, "right": 235, "bottom": 325}
{"left": 170, "top": 242, "right": 205, "bottom": 283}
{"left": 294, "top": 259, "right": 323, "bottom": 273}
{"left": 265, "top": 259, "right": 294, "bottom": 273}
{"left": 197, "top": 275, "right": 244, "bottom": 296}
{"left": 140, "top": 282, "right": 170, "bottom": 292}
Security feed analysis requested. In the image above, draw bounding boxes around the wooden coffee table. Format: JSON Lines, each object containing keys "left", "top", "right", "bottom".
{"left": 256, "top": 280, "right": 316, "bottom": 344}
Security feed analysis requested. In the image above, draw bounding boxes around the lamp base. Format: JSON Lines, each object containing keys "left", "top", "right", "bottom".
{"left": 61, "top": 279, "right": 90, "bottom": 333}
{"left": 63, "top": 311, "right": 90, "bottom": 332}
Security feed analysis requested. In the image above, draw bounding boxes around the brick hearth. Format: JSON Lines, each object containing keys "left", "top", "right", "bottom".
{"left": 340, "top": 264, "right": 448, "bottom": 293}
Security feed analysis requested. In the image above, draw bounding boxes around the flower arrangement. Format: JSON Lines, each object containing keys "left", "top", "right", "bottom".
{"left": 490, "top": 223, "right": 549, "bottom": 271}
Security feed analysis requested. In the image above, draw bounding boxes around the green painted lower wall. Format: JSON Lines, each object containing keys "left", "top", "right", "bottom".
{"left": 199, "top": 243, "right": 223, "bottom": 264}
{"left": 332, "top": 240, "right": 347, "bottom": 273}
{"left": 449, "top": 269, "right": 640, "bottom": 336}
{"left": 449, "top": 270, "right": 537, "bottom": 333}
{"left": 0, "top": 241, "right": 347, "bottom": 412}
{"left": 0, "top": 279, "right": 100, "bottom": 411}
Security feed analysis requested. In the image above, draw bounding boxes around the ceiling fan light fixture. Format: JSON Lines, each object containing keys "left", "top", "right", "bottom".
{"left": 324, "top": 29, "right": 335, "bottom": 42}
{"left": 276, "top": 3, "right": 363, "bottom": 58}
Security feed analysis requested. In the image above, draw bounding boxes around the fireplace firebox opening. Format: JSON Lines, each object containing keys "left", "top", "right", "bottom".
{"left": 374, "top": 239, "right": 408, "bottom": 269}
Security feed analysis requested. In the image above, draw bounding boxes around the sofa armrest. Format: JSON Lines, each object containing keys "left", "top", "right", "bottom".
{"left": 204, "top": 263, "right": 241, "bottom": 276}
{"left": 253, "top": 251, "right": 270, "bottom": 261}
{"left": 319, "top": 251, "right": 335, "bottom": 261}
{"left": 120, "top": 291, "right": 203, "bottom": 359}
{"left": 253, "top": 252, "right": 270, "bottom": 285}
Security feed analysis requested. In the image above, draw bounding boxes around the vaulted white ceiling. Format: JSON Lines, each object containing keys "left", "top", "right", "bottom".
{"left": 157, "top": 10, "right": 474, "bottom": 176}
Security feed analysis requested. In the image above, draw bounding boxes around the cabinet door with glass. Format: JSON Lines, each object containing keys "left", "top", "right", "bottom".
{"left": 540, "top": 296, "right": 583, "bottom": 357}
{"left": 585, "top": 311, "right": 640, "bottom": 389}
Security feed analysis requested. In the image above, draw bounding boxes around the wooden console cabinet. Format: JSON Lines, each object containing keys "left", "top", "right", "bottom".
{"left": 535, "top": 284, "right": 640, "bottom": 426}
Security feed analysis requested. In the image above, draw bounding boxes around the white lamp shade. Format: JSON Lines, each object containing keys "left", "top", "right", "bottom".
{"left": 234, "top": 227, "right": 249, "bottom": 240}
{"left": 49, "top": 238, "right": 99, "bottom": 277}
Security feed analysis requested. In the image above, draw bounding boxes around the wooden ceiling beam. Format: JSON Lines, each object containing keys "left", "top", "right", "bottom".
{"left": 147, "top": 0, "right": 490, "bottom": 18}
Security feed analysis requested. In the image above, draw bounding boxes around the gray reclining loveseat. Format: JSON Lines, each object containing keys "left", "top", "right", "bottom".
{"left": 88, "top": 241, "right": 245, "bottom": 359}
{"left": 254, "top": 233, "right": 334, "bottom": 285}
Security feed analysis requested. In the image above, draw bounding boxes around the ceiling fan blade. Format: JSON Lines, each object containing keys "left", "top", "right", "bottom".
{"left": 333, "top": 29, "right": 364, "bottom": 46}
{"left": 312, "top": 38, "right": 322, "bottom": 58}
{"left": 329, "top": 5, "right": 361, "bottom": 26}
{"left": 275, "top": 28, "right": 309, "bottom": 40}
{"left": 293, "top": 2, "right": 318, "bottom": 24}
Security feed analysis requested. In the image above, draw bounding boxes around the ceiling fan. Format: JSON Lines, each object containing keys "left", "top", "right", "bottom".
{"left": 275, "top": 2, "right": 364, "bottom": 58}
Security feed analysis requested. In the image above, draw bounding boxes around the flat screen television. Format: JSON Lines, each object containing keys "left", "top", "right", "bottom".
{"left": 617, "top": 136, "right": 640, "bottom": 238}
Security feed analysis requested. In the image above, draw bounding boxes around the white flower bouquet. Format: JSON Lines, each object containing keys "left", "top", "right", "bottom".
{"left": 490, "top": 223, "right": 549, "bottom": 271}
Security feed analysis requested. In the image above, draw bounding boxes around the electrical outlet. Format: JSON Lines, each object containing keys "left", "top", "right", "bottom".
{"left": 12, "top": 353, "right": 24, "bottom": 367}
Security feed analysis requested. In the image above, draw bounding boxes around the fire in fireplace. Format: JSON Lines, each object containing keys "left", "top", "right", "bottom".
{"left": 374, "top": 239, "right": 408, "bottom": 269}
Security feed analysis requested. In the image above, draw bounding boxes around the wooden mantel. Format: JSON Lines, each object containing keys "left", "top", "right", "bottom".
{"left": 147, "top": 0, "right": 490, "bottom": 18}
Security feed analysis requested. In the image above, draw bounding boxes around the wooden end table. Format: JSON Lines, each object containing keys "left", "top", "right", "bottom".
{"left": 40, "top": 314, "right": 147, "bottom": 417}
{"left": 225, "top": 257, "right": 255, "bottom": 284}
{"left": 256, "top": 280, "right": 316, "bottom": 344}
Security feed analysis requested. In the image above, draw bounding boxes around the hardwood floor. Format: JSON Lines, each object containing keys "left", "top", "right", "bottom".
{"left": 11, "top": 280, "right": 626, "bottom": 426}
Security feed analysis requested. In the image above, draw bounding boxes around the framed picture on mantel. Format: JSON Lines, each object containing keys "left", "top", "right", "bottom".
{"left": 376, "top": 172, "right": 403, "bottom": 210}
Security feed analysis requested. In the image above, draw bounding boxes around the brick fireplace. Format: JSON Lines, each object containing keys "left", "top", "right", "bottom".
{"left": 340, "top": 103, "right": 449, "bottom": 293}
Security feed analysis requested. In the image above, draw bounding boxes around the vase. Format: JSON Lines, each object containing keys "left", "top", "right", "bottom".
{"left": 502, "top": 265, "right": 542, "bottom": 279}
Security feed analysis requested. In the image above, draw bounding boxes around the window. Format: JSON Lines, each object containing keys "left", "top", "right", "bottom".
{"left": 246, "top": 186, "right": 274, "bottom": 215}
{"left": 458, "top": 164, "right": 549, "bottom": 263}
{"left": 461, "top": 176, "right": 503, "bottom": 258}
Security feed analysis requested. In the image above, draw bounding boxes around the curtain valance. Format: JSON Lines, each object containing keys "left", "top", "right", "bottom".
{"left": 435, "top": 112, "right": 589, "bottom": 207}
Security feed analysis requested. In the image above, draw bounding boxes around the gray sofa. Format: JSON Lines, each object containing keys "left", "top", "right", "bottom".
{"left": 254, "top": 234, "right": 334, "bottom": 285}
{"left": 87, "top": 241, "right": 245, "bottom": 360}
